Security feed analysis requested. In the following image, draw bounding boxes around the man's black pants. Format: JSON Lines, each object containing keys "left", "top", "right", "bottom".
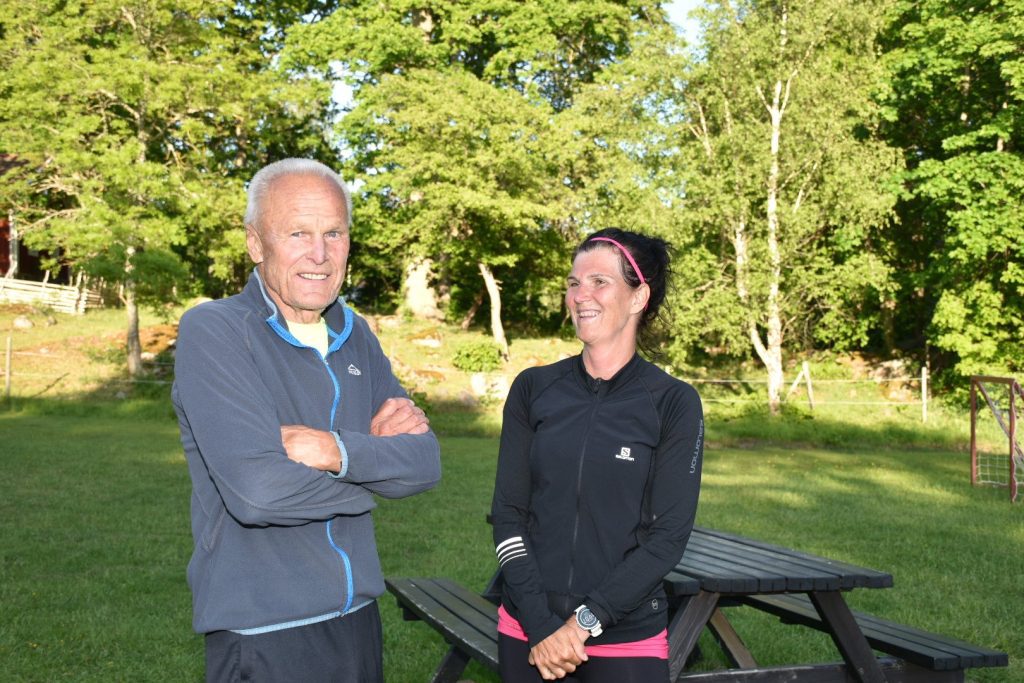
{"left": 205, "top": 602, "right": 383, "bottom": 683}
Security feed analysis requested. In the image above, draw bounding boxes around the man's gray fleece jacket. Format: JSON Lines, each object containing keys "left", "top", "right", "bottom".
{"left": 172, "top": 271, "right": 441, "bottom": 634}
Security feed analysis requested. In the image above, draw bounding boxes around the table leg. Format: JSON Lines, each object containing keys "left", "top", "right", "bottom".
{"left": 809, "top": 590, "right": 888, "bottom": 683}
{"left": 430, "top": 646, "right": 472, "bottom": 683}
{"left": 668, "top": 590, "right": 720, "bottom": 682}
{"left": 707, "top": 608, "right": 757, "bottom": 669}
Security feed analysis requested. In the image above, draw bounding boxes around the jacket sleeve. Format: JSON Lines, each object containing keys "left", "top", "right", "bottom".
{"left": 332, "top": 322, "right": 441, "bottom": 498}
{"left": 585, "top": 383, "right": 704, "bottom": 628}
{"left": 174, "top": 305, "right": 376, "bottom": 527}
{"left": 490, "top": 371, "right": 566, "bottom": 646}
{"left": 333, "top": 429, "right": 441, "bottom": 499}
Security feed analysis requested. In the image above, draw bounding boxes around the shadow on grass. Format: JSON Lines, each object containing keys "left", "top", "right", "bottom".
{"left": 2, "top": 386, "right": 506, "bottom": 438}
{"left": 707, "top": 403, "right": 966, "bottom": 453}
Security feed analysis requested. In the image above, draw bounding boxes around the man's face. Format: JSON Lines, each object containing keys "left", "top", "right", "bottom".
{"left": 246, "top": 173, "right": 350, "bottom": 324}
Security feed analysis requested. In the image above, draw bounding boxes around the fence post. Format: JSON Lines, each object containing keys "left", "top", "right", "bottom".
{"left": 786, "top": 366, "right": 804, "bottom": 398}
{"left": 803, "top": 361, "right": 815, "bottom": 411}
{"left": 4, "top": 336, "right": 11, "bottom": 400}
{"left": 970, "top": 377, "right": 977, "bottom": 486}
{"left": 921, "top": 365, "right": 928, "bottom": 423}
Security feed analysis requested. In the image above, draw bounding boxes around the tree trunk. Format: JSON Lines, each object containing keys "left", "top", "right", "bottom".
{"left": 402, "top": 258, "right": 443, "bottom": 320}
{"left": 460, "top": 288, "right": 485, "bottom": 331}
{"left": 124, "top": 246, "right": 143, "bottom": 378}
{"left": 761, "top": 77, "right": 786, "bottom": 414}
{"left": 478, "top": 262, "right": 509, "bottom": 360}
{"left": 733, "top": 215, "right": 782, "bottom": 414}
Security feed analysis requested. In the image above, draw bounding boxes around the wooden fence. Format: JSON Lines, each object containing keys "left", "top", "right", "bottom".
{"left": 0, "top": 276, "right": 103, "bottom": 314}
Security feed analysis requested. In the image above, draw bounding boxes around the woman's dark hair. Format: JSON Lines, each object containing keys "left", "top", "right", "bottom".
{"left": 573, "top": 228, "right": 673, "bottom": 348}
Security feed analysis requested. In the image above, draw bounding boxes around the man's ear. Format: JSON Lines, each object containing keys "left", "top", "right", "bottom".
{"left": 245, "top": 225, "right": 264, "bottom": 264}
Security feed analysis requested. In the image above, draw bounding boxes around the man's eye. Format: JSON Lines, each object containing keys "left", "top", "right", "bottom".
{"left": 325, "top": 231, "right": 342, "bottom": 240}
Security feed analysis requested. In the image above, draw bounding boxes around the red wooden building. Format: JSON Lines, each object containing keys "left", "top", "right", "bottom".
{"left": 0, "top": 153, "right": 54, "bottom": 282}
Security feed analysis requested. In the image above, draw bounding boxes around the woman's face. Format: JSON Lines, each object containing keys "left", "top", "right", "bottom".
{"left": 565, "top": 246, "right": 644, "bottom": 349}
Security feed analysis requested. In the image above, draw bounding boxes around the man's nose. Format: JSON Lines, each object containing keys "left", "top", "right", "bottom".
{"left": 308, "top": 235, "right": 328, "bottom": 263}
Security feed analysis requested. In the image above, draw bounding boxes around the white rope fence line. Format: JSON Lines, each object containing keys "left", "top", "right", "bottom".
{"left": 681, "top": 360, "right": 930, "bottom": 421}
{"left": 701, "top": 399, "right": 922, "bottom": 405}
{"left": 683, "top": 377, "right": 921, "bottom": 384}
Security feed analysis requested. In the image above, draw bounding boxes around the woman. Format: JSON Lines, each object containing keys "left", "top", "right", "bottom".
{"left": 491, "top": 228, "right": 704, "bottom": 682}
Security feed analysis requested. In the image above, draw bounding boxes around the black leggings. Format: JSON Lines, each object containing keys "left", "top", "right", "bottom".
{"left": 498, "top": 634, "right": 669, "bottom": 683}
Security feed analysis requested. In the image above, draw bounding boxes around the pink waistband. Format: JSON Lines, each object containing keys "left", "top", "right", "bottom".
{"left": 497, "top": 604, "right": 668, "bottom": 659}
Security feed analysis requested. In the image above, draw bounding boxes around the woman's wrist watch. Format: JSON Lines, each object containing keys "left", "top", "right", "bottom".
{"left": 573, "top": 604, "right": 603, "bottom": 637}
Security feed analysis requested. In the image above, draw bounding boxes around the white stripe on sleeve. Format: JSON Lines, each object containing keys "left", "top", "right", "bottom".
{"left": 495, "top": 536, "right": 527, "bottom": 567}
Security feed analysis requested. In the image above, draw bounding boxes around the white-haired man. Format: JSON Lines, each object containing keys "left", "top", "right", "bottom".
{"left": 173, "top": 158, "right": 441, "bottom": 682}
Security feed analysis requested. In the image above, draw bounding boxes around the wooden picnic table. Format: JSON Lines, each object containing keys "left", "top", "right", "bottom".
{"left": 664, "top": 526, "right": 894, "bottom": 682}
{"left": 387, "top": 525, "right": 1007, "bottom": 682}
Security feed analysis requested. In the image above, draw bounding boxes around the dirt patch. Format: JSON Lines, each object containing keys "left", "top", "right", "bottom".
{"left": 139, "top": 324, "right": 178, "bottom": 355}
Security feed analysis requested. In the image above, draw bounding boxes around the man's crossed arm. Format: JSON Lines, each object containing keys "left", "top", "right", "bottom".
{"left": 280, "top": 397, "right": 430, "bottom": 473}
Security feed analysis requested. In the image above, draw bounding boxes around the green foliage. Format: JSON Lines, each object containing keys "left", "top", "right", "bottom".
{"left": 282, "top": 0, "right": 674, "bottom": 330}
{"left": 878, "top": 0, "right": 1024, "bottom": 382}
{"left": 0, "top": 0, "right": 336, "bottom": 300}
{"left": 3, "top": 0, "right": 1023, "bottom": 385}
{"left": 451, "top": 339, "right": 503, "bottom": 372}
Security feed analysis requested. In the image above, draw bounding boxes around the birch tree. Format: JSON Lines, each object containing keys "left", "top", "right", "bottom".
{"left": 671, "top": 0, "right": 900, "bottom": 412}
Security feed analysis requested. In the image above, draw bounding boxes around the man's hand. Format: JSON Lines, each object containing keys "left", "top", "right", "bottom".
{"left": 370, "top": 397, "right": 429, "bottom": 436}
{"left": 280, "top": 425, "right": 341, "bottom": 473}
{"left": 527, "top": 618, "right": 589, "bottom": 680}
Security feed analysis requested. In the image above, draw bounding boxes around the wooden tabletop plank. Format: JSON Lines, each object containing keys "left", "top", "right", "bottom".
{"left": 692, "top": 528, "right": 893, "bottom": 589}
{"left": 677, "top": 528, "right": 893, "bottom": 593}
{"left": 684, "top": 535, "right": 837, "bottom": 591}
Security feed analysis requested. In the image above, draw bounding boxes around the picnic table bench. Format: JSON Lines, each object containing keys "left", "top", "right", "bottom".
{"left": 387, "top": 526, "right": 1008, "bottom": 682}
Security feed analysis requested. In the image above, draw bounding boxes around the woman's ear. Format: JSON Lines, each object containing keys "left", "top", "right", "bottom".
{"left": 632, "top": 283, "right": 651, "bottom": 313}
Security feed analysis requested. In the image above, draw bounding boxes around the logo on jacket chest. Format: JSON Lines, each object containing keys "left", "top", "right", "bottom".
{"left": 614, "top": 446, "right": 635, "bottom": 462}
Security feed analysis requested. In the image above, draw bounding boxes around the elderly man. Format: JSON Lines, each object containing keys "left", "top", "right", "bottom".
{"left": 172, "top": 158, "right": 441, "bottom": 682}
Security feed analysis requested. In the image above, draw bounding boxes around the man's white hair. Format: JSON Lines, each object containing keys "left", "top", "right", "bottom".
{"left": 244, "top": 158, "right": 353, "bottom": 229}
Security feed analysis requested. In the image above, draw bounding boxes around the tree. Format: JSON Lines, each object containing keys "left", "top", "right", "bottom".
{"left": 0, "top": 0, "right": 334, "bottom": 375}
{"left": 669, "top": 0, "right": 900, "bottom": 412}
{"left": 878, "top": 0, "right": 1024, "bottom": 382}
{"left": 341, "top": 68, "right": 572, "bottom": 357}
{"left": 284, "top": 1, "right": 671, "bottom": 352}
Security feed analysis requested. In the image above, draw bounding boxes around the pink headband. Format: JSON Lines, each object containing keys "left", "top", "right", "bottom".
{"left": 590, "top": 237, "right": 646, "bottom": 285}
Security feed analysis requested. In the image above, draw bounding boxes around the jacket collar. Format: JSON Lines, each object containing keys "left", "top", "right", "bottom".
{"left": 574, "top": 352, "right": 642, "bottom": 395}
{"left": 244, "top": 269, "right": 354, "bottom": 353}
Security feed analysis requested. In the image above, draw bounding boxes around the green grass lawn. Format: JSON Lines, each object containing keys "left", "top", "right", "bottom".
{"left": 1, "top": 305, "right": 1020, "bottom": 681}
{"left": 1, "top": 398, "right": 1020, "bottom": 682}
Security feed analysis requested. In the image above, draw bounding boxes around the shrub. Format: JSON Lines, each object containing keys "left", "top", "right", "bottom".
{"left": 452, "top": 340, "right": 503, "bottom": 372}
